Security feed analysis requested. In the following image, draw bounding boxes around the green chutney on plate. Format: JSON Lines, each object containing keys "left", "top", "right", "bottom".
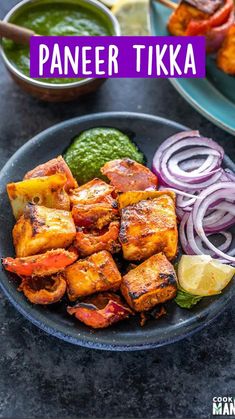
{"left": 64, "top": 127, "right": 145, "bottom": 184}
{"left": 3, "top": 1, "right": 111, "bottom": 84}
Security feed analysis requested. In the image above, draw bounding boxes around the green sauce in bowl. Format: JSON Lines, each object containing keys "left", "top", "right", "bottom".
{"left": 3, "top": 1, "right": 111, "bottom": 84}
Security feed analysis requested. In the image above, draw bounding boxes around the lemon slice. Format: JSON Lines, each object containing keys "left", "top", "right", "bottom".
{"left": 100, "top": 0, "right": 117, "bottom": 8}
{"left": 112, "top": 0, "right": 151, "bottom": 35}
{"left": 178, "top": 255, "right": 235, "bottom": 297}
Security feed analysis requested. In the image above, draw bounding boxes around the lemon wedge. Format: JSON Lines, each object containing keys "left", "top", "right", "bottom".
{"left": 178, "top": 255, "right": 235, "bottom": 297}
{"left": 100, "top": 0, "right": 117, "bottom": 7}
{"left": 112, "top": 0, "right": 151, "bottom": 35}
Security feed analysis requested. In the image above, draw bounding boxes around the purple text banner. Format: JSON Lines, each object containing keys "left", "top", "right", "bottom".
{"left": 30, "top": 36, "right": 206, "bottom": 79}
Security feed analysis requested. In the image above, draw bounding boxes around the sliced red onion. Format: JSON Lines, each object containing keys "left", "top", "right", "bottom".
{"left": 224, "top": 169, "right": 235, "bottom": 182}
{"left": 195, "top": 231, "right": 232, "bottom": 254}
{"left": 179, "top": 213, "right": 195, "bottom": 254}
{"left": 192, "top": 183, "right": 235, "bottom": 264}
{"left": 153, "top": 130, "right": 200, "bottom": 177}
{"left": 152, "top": 131, "right": 224, "bottom": 190}
{"left": 203, "top": 209, "right": 226, "bottom": 227}
{"left": 169, "top": 148, "right": 221, "bottom": 180}
{"left": 155, "top": 131, "right": 235, "bottom": 263}
{"left": 177, "top": 193, "right": 198, "bottom": 209}
{"left": 216, "top": 202, "right": 235, "bottom": 216}
{"left": 160, "top": 165, "right": 223, "bottom": 191}
{"left": 180, "top": 158, "right": 206, "bottom": 172}
{"left": 192, "top": 183, "right": 235, "bottom": 225}
{"left": 204, "top": 214, "right": 235, "bottom": 233}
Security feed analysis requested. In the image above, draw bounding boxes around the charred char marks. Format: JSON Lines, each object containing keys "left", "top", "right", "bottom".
{"left": 123, "top": 158, "right": 135, "bottom": 167}
{"left": 119, "top": 223, "right": 128, "bottom": 244}
{"left": 159, "top": 273, "right": 177, "bottom": 286}
{"left": 25, "top": 203, "right": 45, "bottom": 236}
{"left": 112, "top": 201, "right": 118, "bottom": 209}
{"left": 129, "top": 291, "right": 140, "bottom": 300}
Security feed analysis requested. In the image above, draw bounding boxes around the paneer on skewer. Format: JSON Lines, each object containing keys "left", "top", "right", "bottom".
{"left": 217, "top": 24, "right": 235, "bottom": 74}
{"left": 119, "top": 191, "right": 178, "bottom": 261}
{"left": 121, "top": 252, "right": 178, "bottom": 312}
{"left": 168, "top": 1, "right": 209, "bottom": 36}
{"left": 167, "top": 0, "right": 234, "bottom": 53}
{"left": 64, "top": 250, "right": 122, "bottom": 301}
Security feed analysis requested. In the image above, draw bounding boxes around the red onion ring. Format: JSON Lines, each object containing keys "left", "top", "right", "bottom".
{"left": 152, "top": 132, "right": 224, "bottom": 190}
{"left": 168, "top": 148, "right": 221, "bottom": 180}
{"left": 195, "top": 231, "right": 233, "bottom": 254}
{"left": 192, "top": 183, "right": 235, "bottom": 264}
{"left": 154, "top": 131, "right": 235, "bottom": 263}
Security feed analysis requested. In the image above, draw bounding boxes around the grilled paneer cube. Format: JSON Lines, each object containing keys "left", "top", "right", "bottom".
{"left": 167, "top": 2, "right": 208, "bottom": 36}
{"left": 217, "top": 25, "right": 235, "bottom": 75}
{"left": 121, "top": 252, "right": 177, "bottom": 311}
{"left": 7, "top": 174, "right": 70, "bottom": 219}
{"left": 119, "top": 192, "right": 178, "bottom": 261}
{"left": 72, "top": 202, "right": 119, "bottom": 230}
{"left": 24, "top": 156, "right": 78, "bottom": 192}
{"left": 64, "top": 250, "right": 122, "bottom": 301}
{"left": 101, "top": 159, "right": 158, "bottom": 192}
{"left": 69, "top": 178, "right": 116, "bottom": 207}
{"left": 75, "top": 222, "right": 121, "bottom": 256}
{"left": 13, "top": 204, "right": 76, "bottom": 257}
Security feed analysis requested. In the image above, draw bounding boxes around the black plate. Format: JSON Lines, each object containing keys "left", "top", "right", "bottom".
{"left": 0, "top": 112, "right": 234, "bottom": 351}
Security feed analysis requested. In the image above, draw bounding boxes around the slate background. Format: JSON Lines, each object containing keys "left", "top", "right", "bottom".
{"left": 0, "top": 1, "right": 235, "bottom": 418}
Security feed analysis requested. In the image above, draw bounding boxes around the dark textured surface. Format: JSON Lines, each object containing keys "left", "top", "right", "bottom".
{"left": 0, "top": 1, "right": 235, "bottom": 418}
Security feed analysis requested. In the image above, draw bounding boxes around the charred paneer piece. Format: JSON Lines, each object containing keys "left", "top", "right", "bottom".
{"left": 70, "top": 178, "right": 116, "bottom": 207}
{"left": 24, "top": 156, "right": 78, "bottom": 192}
{"left": 119, "top": 191, "right": 178, "bottom": 261}
{"left": 217, "top": 25, "right": 235, "bottom": 75}
{"left": 64, "top": 250, "right": 122, "bottom": 301}
{"left": 101, "top": 159, "right": 158, "bottom": 192}
{"left": 72, "top": 202, "right": 119, "bottom": 230}
{"left": 121, "top": 252, "right": 177, "bottom": 312}
{"left": 13, "top": 204, "right": 76, "bottom": 257}
{"left": 75, "top": 221, "right": 121, "bottom": 256}
{"left": 7, "top": 174, "right": 70, "bottom": 219}
{"left": 167, "top": 2, "right": 208, "bottom": 36}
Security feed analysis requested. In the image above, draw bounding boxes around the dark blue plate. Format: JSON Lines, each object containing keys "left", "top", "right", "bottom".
{"left": 0, "top": 112, "right": 234, "bottom": 351}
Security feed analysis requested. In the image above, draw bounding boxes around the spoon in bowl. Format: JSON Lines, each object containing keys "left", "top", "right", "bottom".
{"left": 0, "top": 20, "right": 37, "bottom": 44}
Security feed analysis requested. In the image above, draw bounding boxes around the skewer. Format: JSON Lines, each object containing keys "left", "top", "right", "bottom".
{"left": 156, "top": 0, "right": 178, "bottom": 10}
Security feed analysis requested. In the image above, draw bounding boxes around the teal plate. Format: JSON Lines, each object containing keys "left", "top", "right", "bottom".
{"left": 150, "top": 1, "right": 235, "bottom": 135}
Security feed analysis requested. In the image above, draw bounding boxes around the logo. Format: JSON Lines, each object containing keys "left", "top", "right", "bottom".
{"left": 213, "top": 397, "right": 235, "bottom": 416}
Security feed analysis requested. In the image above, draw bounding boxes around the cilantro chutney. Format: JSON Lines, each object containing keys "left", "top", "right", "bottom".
{"left": 3, "top": 1, "right": 112, "bottom": 84}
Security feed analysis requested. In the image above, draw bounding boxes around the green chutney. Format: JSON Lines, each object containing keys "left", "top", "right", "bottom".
{"left": 3, "top": 2, "right": 111, "bottom": 84}
{"left": 64, "top": 127, "right": 145, "bottom": 184}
